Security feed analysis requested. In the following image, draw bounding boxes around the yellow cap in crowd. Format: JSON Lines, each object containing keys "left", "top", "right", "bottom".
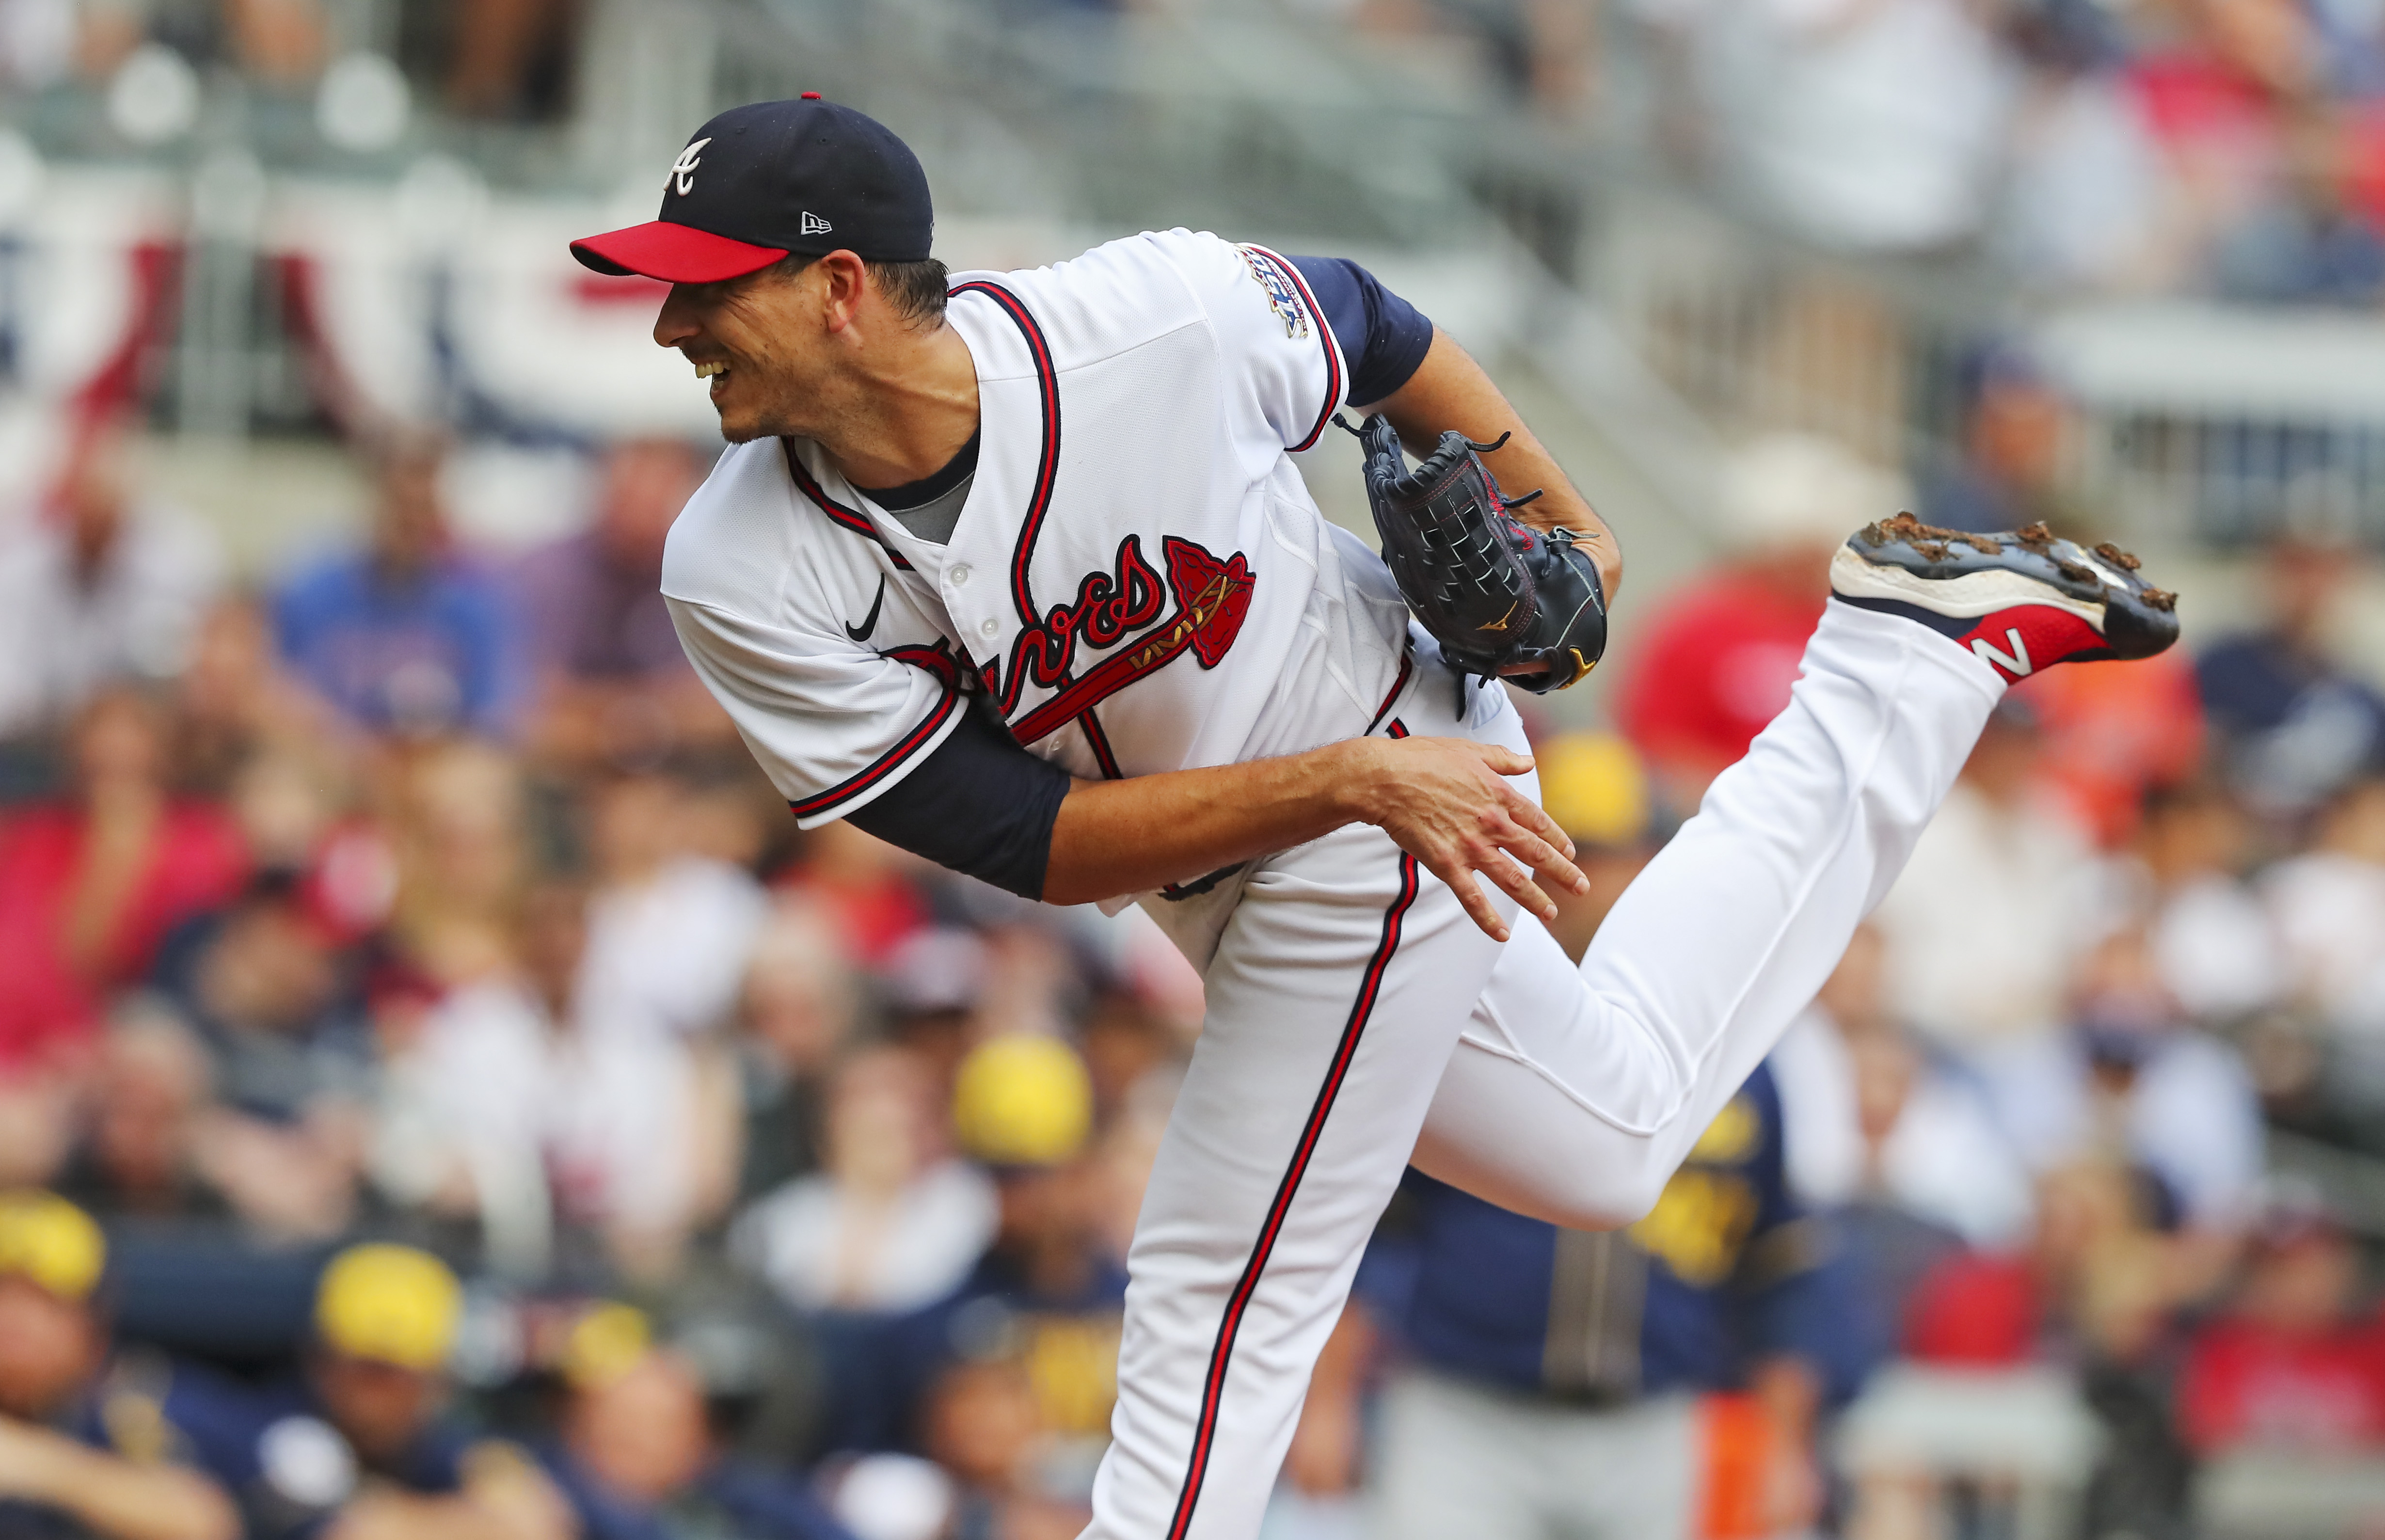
{"left": 561, "top": 1301, "right": 653, "bottom": 1390}
{"left": 953, "top": 1034, "right": 1092, "bottom": 1167}
{"left": 1534, "top": 732, "right": 1650, "bottom": 849}
{"left": 314, "top": 1243, "right": 462, "bottom": 1373}
{"left": 0, "top": 1192, "right": 105, "bottom": 1302}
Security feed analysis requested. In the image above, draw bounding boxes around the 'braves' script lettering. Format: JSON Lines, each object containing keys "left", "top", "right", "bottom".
{"left": 1007, "top": 536, "right": 1167, "bottom": 701}
{"left": 1003, "top": 537, "right": 1256, "bottom": 746}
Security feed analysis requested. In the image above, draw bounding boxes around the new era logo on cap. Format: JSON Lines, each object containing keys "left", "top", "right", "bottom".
{"left": 569, "top": 95, "right": 933, "bottom": 285}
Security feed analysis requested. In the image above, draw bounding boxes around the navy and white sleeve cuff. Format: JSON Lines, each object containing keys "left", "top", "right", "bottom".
{"left": 1286, "top": 255, "right": 1437, "bottom": 407}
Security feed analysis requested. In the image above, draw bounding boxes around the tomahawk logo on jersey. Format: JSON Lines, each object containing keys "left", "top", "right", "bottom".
{"left": 662, "top": 230, "right": 1408, "bottom": 829}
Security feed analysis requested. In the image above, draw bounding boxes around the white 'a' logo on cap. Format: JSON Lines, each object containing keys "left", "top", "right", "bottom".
{"left": 668, "top": 138, "right": 712, "bottom": 197}
{"left": 801, "top": 211, "right": 833, "bottom": 235}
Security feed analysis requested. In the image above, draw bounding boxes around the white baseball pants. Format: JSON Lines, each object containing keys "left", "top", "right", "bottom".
{"left": 1092, "top": 601, "right": 2005, "bottom": 1540}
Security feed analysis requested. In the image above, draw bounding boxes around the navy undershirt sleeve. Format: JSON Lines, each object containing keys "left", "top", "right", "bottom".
{"left": 1286, "top": 255, "right": 1437, "bottom": 406}
{"left": 845, "top": 700, "right": 1071, "bottom": 900}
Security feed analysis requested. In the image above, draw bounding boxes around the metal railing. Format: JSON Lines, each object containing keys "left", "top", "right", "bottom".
{"left": 16, "top": 0, "right": 2385, "bottom": 551}
{"left": 0, "top": 0, "right": 1593, "bottom": 446}
{"left": 1587, "top": 184, "right": 2385, "bottom": 548}
{"left": 1566, "top": 15, "right": 2385, "bottom": 551}
{"left": 707, "top": 0, "right": 1499, "bottom": 246}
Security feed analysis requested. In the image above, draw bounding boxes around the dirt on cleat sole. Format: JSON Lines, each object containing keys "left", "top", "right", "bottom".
{"left": 1839, "top": 512, "right": 2180, "bottom": 661}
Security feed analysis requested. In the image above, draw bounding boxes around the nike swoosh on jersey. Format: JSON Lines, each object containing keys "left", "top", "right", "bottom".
{"left": 845, "top": 576, "right": 887, "bottom": 643}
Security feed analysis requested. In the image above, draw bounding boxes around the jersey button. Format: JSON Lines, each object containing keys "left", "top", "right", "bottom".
{"left": 948, "top": 564, "right": 971, "bottom": 587}
{"left": 979, "top": 618, "right": 999, "bottom": 638}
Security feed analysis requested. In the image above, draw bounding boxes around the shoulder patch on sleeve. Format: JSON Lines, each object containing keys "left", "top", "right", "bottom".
{"left": 1237, "top": 245, "right": 1313, "bottom": 340}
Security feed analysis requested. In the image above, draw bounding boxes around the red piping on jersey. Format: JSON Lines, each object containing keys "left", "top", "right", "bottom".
{"left": 1164, "top": 846, "right": 1421, "bottom": 1540}
{"left": 883, "top": 639, "right": 970, "bottom": 695}
{"left": 785, "top": 686, "right": 959, "bottom": 821}
{"left": 1243, "top": 244, "right": 1344, "bottom": 453}
{"left": 1078, "top": 711, "right": 1124, "bottom": 779}
{"left": 1365, "top": 649, "right": 1414, "bottom": 736}
{"left": 947, "top": 280, "right": 1062, "bottom": 628}
{"left": 781, "top": 440, "right": 916, "bottom": 572}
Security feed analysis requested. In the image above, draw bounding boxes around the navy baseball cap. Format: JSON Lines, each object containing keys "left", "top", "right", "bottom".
{"left": 570, "top": 95, "right": 932, "bottom": 284}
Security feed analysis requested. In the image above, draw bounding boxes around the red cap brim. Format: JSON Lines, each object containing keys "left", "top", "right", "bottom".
{"left": 568, "top": 221, "right": 789, "bottom": 284}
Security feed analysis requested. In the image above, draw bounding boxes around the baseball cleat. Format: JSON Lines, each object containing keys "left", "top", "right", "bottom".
{"left": 1830, "top": 513, "right": 2179, "bottom": 683}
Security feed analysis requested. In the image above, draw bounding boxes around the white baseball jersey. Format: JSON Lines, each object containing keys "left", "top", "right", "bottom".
{"left": 656, "top": 221, "right": 2011, "bottom": 1540}
{"left": 662, "top": 228, "right": 1412, "bottom": 829}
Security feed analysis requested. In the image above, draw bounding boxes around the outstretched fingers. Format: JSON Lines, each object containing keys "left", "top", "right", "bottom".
{"left": 1488, "top": 793, "right": 1588, "bottom": 895}
{"left": 1431, "top": 826, "right": 1562, "bottom": 943}
{"left": 1362, "top": 733, "right": 1588, "bottom": 941}
{"left": 1479, "top": 848, "right": 1556, "bottom": 927}
{"left": 1426, "top": 855, "right": 1511, "bottom": 943}
{"left": 1467, "top": 745, "right": 1584, "bottom": 876}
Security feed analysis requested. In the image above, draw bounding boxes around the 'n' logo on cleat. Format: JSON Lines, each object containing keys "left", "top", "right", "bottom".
{"left": 1972, "top": 628, "right": 2032, "bottom": 678}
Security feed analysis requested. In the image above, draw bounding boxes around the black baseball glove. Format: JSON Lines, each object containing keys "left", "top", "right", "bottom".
{"left": 1355, "top": 413, "right": 1607, "bottom": 694}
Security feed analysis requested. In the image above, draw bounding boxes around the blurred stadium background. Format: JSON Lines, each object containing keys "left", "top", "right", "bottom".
{"left": 2, "top": 0, "right": 2385, "bottom": 1537}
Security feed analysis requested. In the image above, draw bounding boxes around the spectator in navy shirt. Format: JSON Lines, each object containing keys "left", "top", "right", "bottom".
{"left": 1917, "top": 351, "right": 2085, "bottom": 538}
{"left": 543, "top": 1304, "right": 858, "bottom": 1540}
{"left": 219, "top": 1242, "right": 572, "bottom": 1540}
{"left": 942, "top": 1036, "right": 1127, "bottom": 1449}
{"left": 2197, "top": 536, "right": 2385, "bottom": 823}
{"left": 513, "top": 439, "right": 735, "bottom": 769}
{"left": 1356, "top": 1063, "right": 1873, "bottom": 1540}
{"left": 273, "top": 432, "right": 521, "bottom": 738}
{"left": 0, "top": 1191, "right": 241, "bottom": 1540}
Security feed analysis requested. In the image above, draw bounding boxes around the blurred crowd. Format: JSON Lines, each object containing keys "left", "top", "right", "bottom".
{"left": 0, "top": 0, "right": 584, "bottom": 123}
{"left": 0, "top": 416, "right": 1207, "bottom": 1540}
{"left": 0, "top": 0, "right": 2376, "bottom": 1536}
{"left": 0, "top": 413, "right": 2381, "bottom": 1536}
{"left": 1595, "top": 429, "right": 2385, "bottom": 1540}
{"left": 32, "top": 0, "right": 2385, "bottom": 303}
{"left": 1339, "top": 0, "right": 2385, "bottom": 304}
